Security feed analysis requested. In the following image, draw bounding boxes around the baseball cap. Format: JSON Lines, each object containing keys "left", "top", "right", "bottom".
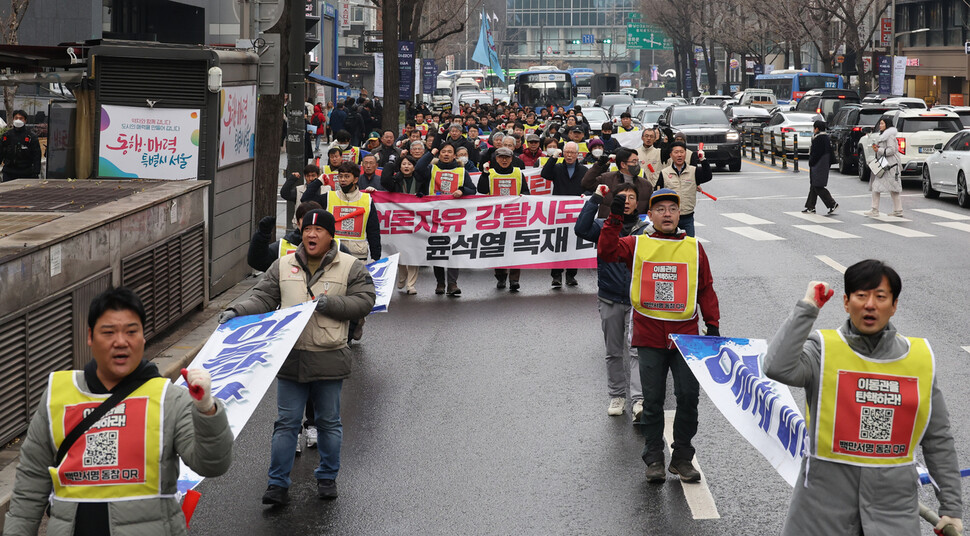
{"left": 649, "top": 188, "right": 681, "bottom": 209}
{"left": 526, "top": 134, "right": 540, "bottom": 143}
{"left": 495, "top": 147, "right": 514, "bottom": 157}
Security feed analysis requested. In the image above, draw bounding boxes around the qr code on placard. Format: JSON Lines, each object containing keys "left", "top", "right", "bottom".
{"left": 859, "top": 406, "right": 893, "bottom": 441}
{"left": 82, "top": 430, "right": 119, "bottom": 467}
{"left": 654, "top": 281, "right": 674, "bottom": 302}
{"left": 340, "top": 218, "right": 354, "bottom": 231}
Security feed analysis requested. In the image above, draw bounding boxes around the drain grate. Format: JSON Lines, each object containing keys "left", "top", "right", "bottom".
{"left": 0, "top": 183, "right": 139, "bottom": 212}
{"left": 0, "top": 213, "right": 63, "bottom": 237}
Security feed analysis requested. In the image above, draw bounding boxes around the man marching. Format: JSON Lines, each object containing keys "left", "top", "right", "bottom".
{"left": 597, "top": 188, "right": 720, "bottom": 484}
{"left": 478, "top": 147, "right": 530, "bottom": 292}
{"left": 764, "top": 260, "right": 963, "bottom": 535}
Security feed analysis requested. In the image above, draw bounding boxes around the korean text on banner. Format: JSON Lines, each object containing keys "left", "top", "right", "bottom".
{"left": 367, "top": 254, "right": 399, "bottom": 313}
{"left": 372, "top": 192, "right": 597, "bottom": 269}
{"left": 175, "top": 301, "right": 317, "bottom": 493}
{"left": 670, "top": 335, "right": 808, "bottom": 487}
{"left": 218, "top": 85, "right": 256, "bottom": 168}
{"left": 99, "top": 104, "right": 201, "bottom": 180}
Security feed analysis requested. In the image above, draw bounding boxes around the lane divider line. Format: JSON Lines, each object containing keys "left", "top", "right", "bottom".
{"left": 663, "top": 410, "right": 720, "bottom": 520}
{"left": 815, "top": 255, "right": 846, "bottom": 274}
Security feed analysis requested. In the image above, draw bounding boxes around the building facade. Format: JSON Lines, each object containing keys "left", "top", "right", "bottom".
{"left": 894, "top": 0, "right": 970, "bottom": 105}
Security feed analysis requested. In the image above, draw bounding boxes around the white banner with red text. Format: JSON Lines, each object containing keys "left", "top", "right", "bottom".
{"left": 372, "top": 191, "right": 597, "bottom": 269}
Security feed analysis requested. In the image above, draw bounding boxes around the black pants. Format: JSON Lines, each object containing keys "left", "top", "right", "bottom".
{"left": 638, "top": 346, "right": 700, "bottom": 465}
{"left": 434, "top": 267, "right": 459, "bottom": 285}
{"left": 494, "top": 268, "right": 520, "bottom": 282}
{"left": 550, "top": 268, "right": 577, "bottom": 280}
{"left": 806, "top": 185, "right": 836, "bottom": 210}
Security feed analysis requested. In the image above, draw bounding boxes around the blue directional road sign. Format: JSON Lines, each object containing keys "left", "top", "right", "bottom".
{"left": 581, "top": 34, "right": 595, "bottom": 44}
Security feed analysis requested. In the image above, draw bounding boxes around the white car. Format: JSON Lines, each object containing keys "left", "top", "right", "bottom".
{"left": 933, "top": 106, "right": 970, "bottom": 128}
{"left": 859, "top": 109, "right": 963, "bottom": 181}
{"left": 759, "top": 112, "right": 821, "bottom": 155}
{"left": 922, "top": 129, "right": 970, "bottom": 207}
{"left": 882, "top": 97, "right": 927, "bottom": 110}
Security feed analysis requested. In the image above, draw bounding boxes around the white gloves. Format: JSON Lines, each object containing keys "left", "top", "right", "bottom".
{"left": 218, "top": 310, "right": 237, "bottom": 324}
{"left": 802, "top": 281, "right": 834, "bottom": 309}
{"left": 595, "top": 184, "right": 609, "bottom": 197}
{"left": 184, "top": 368, "right": 215, "bottom": 413}
{"left": 546, "top": 148, "right": 561, "bottom": 158}
{"left": 936, "top": 516, "right": 963, "bottom": 535}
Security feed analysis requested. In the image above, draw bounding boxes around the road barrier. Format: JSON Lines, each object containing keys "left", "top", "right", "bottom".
{"left": 782, "top": 135, "right": 788, "bottom": 170}
{"left": 793, "top": 136, "right": 799, "bottom": 173}
{"left": 770, "top": 132, "right": 777, "bottom": 167}
{"left": 759, "top": 132, "right": 765, "bottom": 163}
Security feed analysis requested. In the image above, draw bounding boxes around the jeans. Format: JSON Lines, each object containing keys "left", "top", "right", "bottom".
{"left": 598, "top": 299, "right": 641, "bottom": 400}
{"left": 268, "top": 378, "right": 343, "bottom": 487}
{"left": 494, "top": 268, "right": 520, "bottom": 283}
{"left": 679, "top": 212, "right": 696, "bottom": 238}
{"left": 806, "top": 186, "right": 836, "bottom": 210}
{"left": 638, "top": 346, "right": 699, "bottom": 465}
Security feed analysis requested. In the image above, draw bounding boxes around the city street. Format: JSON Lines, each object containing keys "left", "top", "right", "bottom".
{"left": 188, "top": 158, "right": 970, "bottom": 535}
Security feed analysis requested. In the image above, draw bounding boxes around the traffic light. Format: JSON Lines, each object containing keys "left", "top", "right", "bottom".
{"left": 598, "top": 38, "right": 612, "bottom": 44}
{"left": 570, "top": 39, "right": 581, "bottom": 44}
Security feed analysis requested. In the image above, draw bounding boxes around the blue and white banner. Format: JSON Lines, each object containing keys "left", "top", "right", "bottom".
{"left": 175, "top": 301, "right": 317, "bottom": 493}
{"left": 671, "top": 335, "right": 808, "bottom": 486}
{"left": 367, "top": 253, "right": 399, "bottom": 313}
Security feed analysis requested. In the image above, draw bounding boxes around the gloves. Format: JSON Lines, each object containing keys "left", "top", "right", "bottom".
{"left": 184, "top": 368, "right": 215, "bottom": 413}
{"left": 597, "top": 154, "right": 611, "bottom": 168}
{"left": 936, "top": 516, "right": 963, "bottom": 535}
{"left": 546, "top": 148, "right": 561, "bottom": 158}
{"left": 802, "top": 281, "right": 834, "bottom": 309}
{"left": 595, "top": 184, "right": 609, "bottom": 197}
{"left": 610, "top": 193, "right": 626, "bottom": 216}
{"left": 315, "top": 295, "right": 329, "bottom": 313}
{"left": 705, "top": 324, "right": 720, "bottom": 337}
{"left": 258, "top": 216, "right": 276, "bottom": 235}
{"left": 217, "top": 310, "right": 237, "bottom": 324}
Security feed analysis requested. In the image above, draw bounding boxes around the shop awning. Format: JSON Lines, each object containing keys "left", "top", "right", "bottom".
{"left": 306, "top": 73, "right": 348, "bottom": 88}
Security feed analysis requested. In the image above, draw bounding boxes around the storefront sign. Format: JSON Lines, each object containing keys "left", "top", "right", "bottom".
{"left": 219, "top": 85, "right": 256, "bottom": 168}
{"left": 878, "top": 56, "right": 892, "bottom": 94}
{"left": 339, "top": 55, "right": 374, "bottom": 73}
{"left": 880, "top": 18, "right": 892, "bottom": 48}
{"left": 99, "top": 105, "right": 200, "bottom": 180}
{"left": 340, "top": 2, "right": 350, "bottom": 28}
{"left": 398, "top": 41, "right": 415, "bottom": 101}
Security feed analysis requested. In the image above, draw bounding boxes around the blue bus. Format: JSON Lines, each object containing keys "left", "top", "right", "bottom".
{"left": 754, "top": 70, "right": 843, "bottom": 103}
{"left": 514, "top": 70, "right": 576, "bottom": 112}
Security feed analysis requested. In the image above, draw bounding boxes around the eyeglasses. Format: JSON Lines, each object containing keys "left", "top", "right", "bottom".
{"left": 650, "top": 205, "right": 680, "bottom": 214}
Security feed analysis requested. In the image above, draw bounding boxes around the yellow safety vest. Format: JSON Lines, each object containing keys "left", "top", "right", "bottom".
{"left": 279, "top": 238, "right": 298, "bottom": 258}
{"left": 523, "top": 124, "right": 540, "bottom": 132}
{"left": 575, "top": 142, "right": 589, "bottom": 157}
{"left": 430, "top": 164, "right": 463, "bottom": 195}
{"left": 538, "top": 156, "right": 564, "bottom": 167}
{"left": 630, "top": 235, "right": 699, "bottom": 321}
{"left": 416, "top": 123, "right": 430, "bottom": 138}
{"left": 47, "top": 371, "right": 168, "bottom": 501}
{"left": 341, "top": 147, "right": 360, "bottom": 164}
{"left": 811, "top": 329, "right": 934, "bottom": 467}
{"left": 326, "top": 190, "right": 371, "bottom": 241}
{"left": 618, "top": 125, "right": 640, "bottom": 133}
{"left": 488, "top": 168, "right": 524, "bottom": 196}
{"left": 321, "top": 166, "right": 339, "bottom": 189}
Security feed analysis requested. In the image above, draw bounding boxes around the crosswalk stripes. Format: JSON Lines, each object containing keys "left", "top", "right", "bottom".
{"left": 723, "top": 226, "right": 786, "bottom": 241}
{"left": 815, "top": 255, "right": 847, "bottom": 274}
{"left": 912, "top": 208, "right": 970, "bottom": 221}
{"left": 792, "top": 225, "right": 860, "bottom": 239}
{"left": 848, "top": 210, "right": 912, "bottom": 222}
{"left": 962, "top": 346, "right": 970, "bottom": 355}
{"left": 933, "top": 221, "right": 970, "bottom": 233}
{"left": 721, "top": 213, "right": 774, "bottom": 225}
{"left": 862, "top": 224, "right": 935, "bottom": 237}
{"left": 784, "top": 211, "right": 842, "bottom": 224}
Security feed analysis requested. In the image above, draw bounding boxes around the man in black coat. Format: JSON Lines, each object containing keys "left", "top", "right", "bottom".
{"left": 539, "top": 140, "right": 588, "bottom": 287}
{"left": 805, "top": 120, "right": 838, "bottom": 215}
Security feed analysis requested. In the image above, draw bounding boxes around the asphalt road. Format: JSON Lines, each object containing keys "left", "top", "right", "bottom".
{"left": 189, "top": 157, "right": 970, "bottom": 535}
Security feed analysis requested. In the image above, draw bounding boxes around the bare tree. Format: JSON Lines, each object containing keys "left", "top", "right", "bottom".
{"left": 808, "top": 0, "right": 888, "bottom": 93}
{"left": 0, "top": 0, "right": 31, "bottom": 117}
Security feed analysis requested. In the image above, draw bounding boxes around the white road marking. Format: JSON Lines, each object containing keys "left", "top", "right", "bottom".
{"left": 695, "top": 222, "right": 706, "bottom": 227}
{"left": 695, "top": 236, "right": 710, "bottom": 243}
{"left": 663, "top": 410, "right": 720, "bottom": 520}
{"left": 913, "top": 208, "right": 970, "bottom": 220}
{"left": 722, "top": 213, "right": 775, "bottom": 225}
{"left": 793, "top": 225, "right": 860, "bottom": 239}
{"left": 862, "top": 224, "right": 935, "bottom": 237}
{"left": 785, "top": 211, "right": 842, "bottom": 224}
{"left": 933, "top": 221, "right": 970, "bottom": 233}
{"left": 849, "top": 210, "right": 912, "bottom": 222}
{"left": 724, "top": 227, "right": 786, "bottom": 241}
{"left": 815, "top": 255, "right": 847, "bottom": 274}
{"left": 962, "top": 346, "right": 970, "bottom": 355}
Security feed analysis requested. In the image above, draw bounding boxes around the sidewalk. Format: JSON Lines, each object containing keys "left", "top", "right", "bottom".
{"left": 0, "top": 267, "right": 263, "bottom": 532}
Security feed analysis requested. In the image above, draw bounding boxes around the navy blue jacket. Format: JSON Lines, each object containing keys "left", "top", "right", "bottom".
{"left": 574, "top": 194, "right": 648, "bottom": 304}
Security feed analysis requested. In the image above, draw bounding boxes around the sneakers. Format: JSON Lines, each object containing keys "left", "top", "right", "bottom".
{"left": 668, "top": 458, "right": 701, "bottom": 483}
{"left": 435, "top": 282, "right": 445, "bottom": 295}
{"left": 551, "top": 277, "right": 562, "bottom": 288}
{"left": 317, "top": 479, "right": 338, "bottom": 500}
{"left": 645, "top": 461, "right": 666, "bottom": 483}
{"left": 827, "top": 203, "right": 838, "bottom": 215}
{"left": 306, "top": 426, "right": 318, "bottom": 448}
{"left": 496, "top": 279, "right": 507, "bottom": 289}
{"left": 447, "top": 284, "right": 461, "bottom": 296}
{"left": 890, "top": 210, "right": 903, "bottom": 217}
{"left": 406, "top": 286, "right": 417, "bottom": 295}
{"left": 632, "top": 400, "right": 643, "bottom": 422}
{"left": 565, "top": 275, "right": 578, "bottom": 286}
{"left": 801, "top": 207, "right": 816, "bottom": 214}
{"left": 295, "top": 431, "right": 303, "bottom": 455}
{"left": 509, "top": 281, "right": 520, "bottom": 292}
{"left": 607, "top": 397, "right": 625, "bottom": 416}
{"left": 262, "top": 485, "right": 290, "bottom": 506}
{"left": 863, "top": 209, "right": 880, "bottom": 217}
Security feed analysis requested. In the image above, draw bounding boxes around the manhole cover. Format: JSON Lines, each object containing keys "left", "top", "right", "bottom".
{"left": 0, "top": 182, "right": 139, "bottom": 212}
{"left": 0, "top": 213, "right": 62, "bottom": 237}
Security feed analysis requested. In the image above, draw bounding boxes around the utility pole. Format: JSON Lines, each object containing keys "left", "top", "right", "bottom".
{"left": 285, "top": 0, "right": 306, "bottom": 217}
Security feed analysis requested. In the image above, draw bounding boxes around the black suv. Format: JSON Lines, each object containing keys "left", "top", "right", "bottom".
{"left": 794, "top": 89, "right": 861, "bottom": 124}
{"left": 827, "top": 104, "right": 900, "bottom": 174}
{"left": 658, "top": 105, "right": 742, "bottom": 171}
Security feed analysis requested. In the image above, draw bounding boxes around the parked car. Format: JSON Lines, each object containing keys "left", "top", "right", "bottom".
{"left": 932, "top": 105, "right": 970, "bottom": 127}
{"left": 697, "top": 95, "right": 733, "bottom": 107}
{"left": 862, "top": 93, "right": 900, "bottom": 104}
{"left": 594, "top": 92, "right": 634, "bottom": 109}
{"left": 759, "top": 111, "right": 821, "bottom": 156}
{"left": 828, "top": 104, "right": 900, "bottom": 174}
{"left": 658, "top": 105, "right": 742, "bottom": 171}
{"left": 922, "top": 130, "right": 970, "bottom": 207}
{"left": 858, "top": 109, "right": 963, "bottom": 182}
{"left": 635, "top": 106, "right": 667, "bottom": 129}
{"left": 575, "top": 97, "right": 596, "bottom": 109}
{"left": 794, "top": 88, "right": 861, "bottom": 124}
{"left": 881, "top": 97, "right": 927, "bottom": 109}
{"left": 652, "top": 97, "right": 688, "bottom": 107}
{"left": 726, "top": 106, "right": 771, "bottom": 146}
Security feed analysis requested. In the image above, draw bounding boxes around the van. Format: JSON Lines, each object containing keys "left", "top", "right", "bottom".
{"left": 432, "top": 80, "right": 453, "bottom": 111}
{"left": 794, "top": 89, "right": 861, "bottom": 123}
{"left": 739, "top": 89, "right": 777, "bottom": 109}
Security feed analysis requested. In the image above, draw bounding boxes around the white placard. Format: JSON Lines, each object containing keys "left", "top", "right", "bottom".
{"left": 374, "top": 53, "right": 384, "bottom": 98}
{"left": 50, "top": 244, "right": 61, "bottom": 277}
{"left": 99, "top": 105, "right": 200, "bottom": 180}
{"left": 218, "top": 85, "right": 257, "bottom": 167}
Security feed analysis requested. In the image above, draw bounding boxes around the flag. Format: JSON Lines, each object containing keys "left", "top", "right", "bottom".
{"left": 472, "top": 8, "right": 505, "bottom": 82}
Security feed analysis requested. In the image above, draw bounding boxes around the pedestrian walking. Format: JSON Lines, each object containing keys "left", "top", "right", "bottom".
{"left": 867, "top": 118, "right": 903, "bottom": 217}
{"left": 575, "top": 183, "right": 648, "bottom": 419}
{"left": 220, "top": 209, "right": 376, "bottom": 505}
{"left": 597, "top": 188, "right": 721, "bottom": 484}
{"left": 655, "top": 141, "right": 712, "bottom": 237}
{"left": 478, "top": 147, "right": 530, "bottom": 292}
{"left": 764, "top": 260, "right": 962, "bottom": 535}
{"left": 581, "top": 147, "right": 655, "bottom": 218}
{"left": 804, "top": 120, "right": 838, "bottom": 215}
{"left": 3, "top": 287, "right": 232, "bottom": 535}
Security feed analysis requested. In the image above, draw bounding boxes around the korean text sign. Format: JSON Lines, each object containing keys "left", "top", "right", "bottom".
{"left": 99, "top": 104, "right": 201, "bottom": 180}
{"left": 219, "top": 85, "right": 257, "bottom": 167}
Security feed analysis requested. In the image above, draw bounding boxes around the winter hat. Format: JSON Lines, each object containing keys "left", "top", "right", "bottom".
{"left": 588, "top": 138, "right": 605, "bottom": 148}
{"left": 301, "top": 209, "right": 336, "bottom": 237}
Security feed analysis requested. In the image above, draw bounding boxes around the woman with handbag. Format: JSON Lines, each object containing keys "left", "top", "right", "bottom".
{"left": 867, "top": 118, "right": 903, "bottom": 217}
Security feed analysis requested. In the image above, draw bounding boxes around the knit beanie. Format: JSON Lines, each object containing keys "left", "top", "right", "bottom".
{"left": 301, "top": 209, "right": 336, "bottom": 237}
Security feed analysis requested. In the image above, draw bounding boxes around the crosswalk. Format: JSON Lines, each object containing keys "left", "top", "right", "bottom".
{"left": 695, "top": 207, "right": 970, "bottom": 243}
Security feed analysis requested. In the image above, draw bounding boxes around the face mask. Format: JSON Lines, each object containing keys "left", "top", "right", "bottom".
{"left": 12, "top": 119, "right": 24, "bottom": 129}
{"left": 591, "top": 149, "right": 604, "bottom": 158}
{"left": 601, "top": 133, "right": 611, "bottom": 140}
{"left": 337, "top": 143, "right": 349, "bottom": 150}
{"left": 457, "top": 156, "right": 469, "bottom": 165}
{"left": 340, "top": 182, "right": 356, "bottom": 194}
{"left": 627, "top": 164, "right": 641, "bottom": 177}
